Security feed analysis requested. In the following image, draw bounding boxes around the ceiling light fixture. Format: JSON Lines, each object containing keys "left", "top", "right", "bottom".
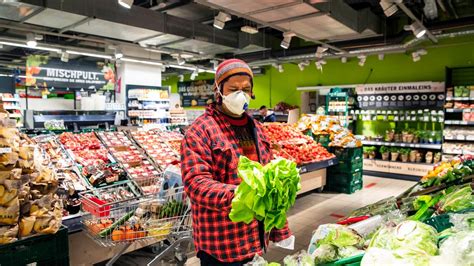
{"left": 298, "top": 61, "right": 309, "bottom": 71}
{"left": 315, "top": 46, "right": 328, "bottom": 58}
{"left": 66, "top": 50, "right": 112, "bottom": 59}
{"left": 211, "top": 60, "right": 219, "bottom": 70}
{"left": 178, "top": 74, "right": 184, "bottom": 82}
{"left": 412, "top": 49, "right": 427, "bottom": 62}
{"left": 404, "top": 21, "right": 427, "bottom": 38}
{"left": 315, "top": 59, "right": 327, "bottom": 72}
{"left": 378, "top": 54, "right": 385, "bottom": 60}
{"left": 177, "top": 55, "right": 185, "bottom": 66}
{"left": 241, "top": 25, "right": 259, "bottom": 34}
{"left": 118, "top": 0, "right": 133, "bottom": 8}
{"left": 341, "top": 57, "right": 347, "bottom": 63}
{"left": 358, "top": 55, "right": 367, "bottom": 67}
{"left": 213, "top": 11, "right": 231, "bottom": 30}
{"left": 61, "top": 51, "right": 69, "bottom": 62}
{"left": 26, "top": 33, "right": 37, "bottom": 48}
{"left": 379, "top": 0, "right": 399, "bottom": 17}
{"left": 121, "top": 57, "right": 163, "bottom": 66}
{"left": 114, "top": 48, "right": 123, "bottom": 59}
{"left": 0, "top": 41, "right": 60, "bottom": 52}
{"left": 280, "top": 32, "right": 295, "bottom": 49}
{"left": 190, "top": 69, "right": 199, "bottom": 80}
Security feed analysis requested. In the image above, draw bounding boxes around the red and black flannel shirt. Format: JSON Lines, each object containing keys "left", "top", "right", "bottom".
{"left": 181, "top": 104, "right": 291, "bottom": 263}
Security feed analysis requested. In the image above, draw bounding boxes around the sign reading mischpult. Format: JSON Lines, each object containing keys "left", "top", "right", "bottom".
{"left": 25, "top": 55, "right": 115, "bottom": 90}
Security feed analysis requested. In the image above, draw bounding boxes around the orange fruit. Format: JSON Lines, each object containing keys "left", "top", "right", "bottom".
{"left": 111, "top": 229, "right": 124, "bottom": 241}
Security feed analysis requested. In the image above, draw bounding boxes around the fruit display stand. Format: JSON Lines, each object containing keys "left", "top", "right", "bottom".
{"left": 262, "top": 123, "right": 337, "bottom": 194}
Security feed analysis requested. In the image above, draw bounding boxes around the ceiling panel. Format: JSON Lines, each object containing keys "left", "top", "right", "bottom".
{"left": 25, "top": 8, "right": 86, "bottom": 29}
{"left": 166, "top": 3, "right": 215, "bottom": 22}
{"left": 207, "top": 0, "right": 293, "bottom": 14}
{"left": 252, "top": 3, "right": 315, "bottom": 23}
{"left": 72, "top": 19, "right": 159, "bottom": 42}
{"left": 277, "top": 15, "right": 359, "bottom": 40}
{"left": 0, "top": 3, "right": 39, "bottom": 21}
{"left": 163, "top": 39, "right": 234, "bottom": 55}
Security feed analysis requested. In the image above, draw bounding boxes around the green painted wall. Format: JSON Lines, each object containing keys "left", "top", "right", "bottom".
{"left": 163, "top": 38, "right": 474, "bottom": 110}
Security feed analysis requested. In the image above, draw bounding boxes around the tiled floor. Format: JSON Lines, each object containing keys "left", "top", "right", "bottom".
{"left": 186, "top": 175, "right": 415, "bottom": 266}
{"left": 105, "top": 176, "right": 415, "bottom": 265}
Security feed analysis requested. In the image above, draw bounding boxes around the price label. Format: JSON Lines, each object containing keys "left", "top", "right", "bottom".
{"left": 0, "top": 147, "right": 12, "bottom": 154}
{"left": 400, "top": 144, "right": 406, "bottom": 147}
{"left": 328, "top": 160, "right": 334, "bottom": 166}
{"left": 457, "top": 135, "right": 465, "bottom": 141}
{"left": 300, "top": 166, "right": 307, "bottom": 173}
{"left": 467, "top": 136, "right": 474, "bottom": 141}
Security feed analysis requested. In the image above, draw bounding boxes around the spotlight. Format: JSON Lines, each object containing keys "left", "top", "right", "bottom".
{"left": 404, "top": 22, "right": 427, "bottom": 38}
{"left": 211, "top": 60, "right": 219, "bottom": 70}
{"left": 298, "top": 61, "right": 309, "bottom": 71}
{"left": 190, "top": 69, "right": 199, "bottom": 80}
{"left": 213, "top": 11, "right": 231, "bottom": 30}
{"left": 241, "top": 26, "right": 258, "bottom": 34}
{"left": 378, "top": 54, "right": 385, "bottom": 60}
{"left": 315, "top": 59, "right": 326, "bottom": 72}
{"left": 358, "top": 55, "right": 366, "bottom": 67}
{"left": 412, "top": 49, "right": 427, "bottom": 62}
{"left": 26, "top": 33, "right": 37, "bottom": 48}
{"left": 379, "top": 0, "right": 399, "bottom": 17}
{"left": 315, "top": 46, "right": 328, "bottom": 58}
{"left": 177, "top": 55, "right": 185, "bottom": 66}
{"left": 118, "top": 0, "right": 133, "bottom": 8}
{"left": 61, "top": 51, "right": 69, "bottom": 62}
{"left": 280, "top": 32, "right": 295, "bottom": 49}
{"left": 278, "top": 64, "right": 284, "bottom": 73}
{"left": 178, "top": 74, "right": 184, "bottom": 82}
{"left": 341, "top": 57, "right": 347, "bottom": 63}
{"left": 114, "top": 48, "right": 123, "bottom": 59}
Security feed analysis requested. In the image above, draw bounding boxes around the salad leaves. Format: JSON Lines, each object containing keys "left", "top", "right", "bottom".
{"left": 229, "top": 156, "right": 301, "bottom": 232}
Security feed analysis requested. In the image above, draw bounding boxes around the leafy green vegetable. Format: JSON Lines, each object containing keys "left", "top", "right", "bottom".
{"left": 283, "top": 251, "right": 314, "bottom": 266}
{"left": 437, "top": 184, "right": 474, "bottom": 213}
{"left": 312, "top": 244, "right": 338, "bottom": 265}
{"left": 229, "top": 156, "right": 301, "bottom": 232}
{"left": 337, "top": 246, "right": 364, "bottom": 258}
{"left": 413, "top": 195, "right": 432, "bottom": 211}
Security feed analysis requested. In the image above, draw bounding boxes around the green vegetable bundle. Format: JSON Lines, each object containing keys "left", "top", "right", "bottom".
{"left": 229, "top": 156, "right": 301, "bottom": 232}
{"left": 437, "top": 184, "right": 474, "bottom": 213}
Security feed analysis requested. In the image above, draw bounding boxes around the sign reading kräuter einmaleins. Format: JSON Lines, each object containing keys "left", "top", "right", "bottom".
{"left": 356, "top": 82, "right": 445, "bottom": 109}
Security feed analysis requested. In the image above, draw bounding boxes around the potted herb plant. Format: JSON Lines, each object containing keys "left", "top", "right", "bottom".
{"left": 402, "top": 130, "right": 409, "bottom": 143}
{"left": 433, "top": 152, "right": 442, "bottom": 164}
{"left": 394, "top": 131, "right": 402, "bottom": 143}
{"left": 385, "top": 129, "right": 395, "bottom": 142}
{"left": 380, "top": 146, "right": 390, "bottom": 161}
{"left": 425, "top": 151, "right": 433, "bottom": 164}
{"left": 413, "top": 130, "right": 421, "bottom": 143}
{"left": 363, "top": 146, "right": 370, "bottom": 159}
{"left": 367, "top": 146, "right": 376, "bottom": 159}
{"left": 406, "top": 129, "right": 415, "bottom": 143}
{"left": 390, "top": 147, "right": 400, "bottom": 161}
{"left": 416, "top": 151, "right": 423, "bottom": 163}
{"left": 409, "top": 149, "right": 418, "bottom": 162}
{"left": 400, "top": 148, "right": 410, "bottom": 162}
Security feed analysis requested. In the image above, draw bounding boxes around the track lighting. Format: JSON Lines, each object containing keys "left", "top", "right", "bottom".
{"left": 378, "top": 54, "right": 384, "bottom": 60}
{"left": 211, "top": 60, "right": 219, "bottom": 70}
{"left": 412, "top": 49, "right": 427, "bottom": 62}
{"left": 297, "top": 61, "right": 309, "bottom": 71}
{"left": 358, "top": 55, "right": 366, "bottom": 67}
{"left": 118, "top": 0, "right": 133, "bottom": 8}
{"left": 341, "top": 57, "right": 347, "bottom": 63}
{"left": 315, "top": 60, "right": 326, "bottom": 72}
{"left": 379, "top": 0, "right": 399, "bottom": 17}
{"left": 280, "top": 32, "right": 295, "bottom": 49}
{"left": 241, "top": 26, "right": 258, "bottom": 34}
{"left": 404, "top": 22, "right": 427, "bottom": 38}
{"left": 26, "top": 33, "right": 37, "bottom": 48}
{"left": 190, "top": 69, "right": 199, "bottom": 80}
{"left": 213, "top": 11, "right": 231, "bottom": 30}
{"left": 177, "top": 55, "right": 185, "bottom": 66}
{"left": 315, "top": 46, "right": 328, "bottom": 58}
{"left": 114, "top": 48, "right": 123, "bottom": 59}
{"left": 278, "top": 64, "right": 284, "bottom": 73}
{"left": 61, "top": 51, "right": 69, "bottom": 62}
{"left": 178, "top": 74, "right": 184, "bottom": 82}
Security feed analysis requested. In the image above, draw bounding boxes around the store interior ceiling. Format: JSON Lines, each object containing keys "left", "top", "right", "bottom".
{"left": 0, "top": 0, "right": 473, "bottom": 76}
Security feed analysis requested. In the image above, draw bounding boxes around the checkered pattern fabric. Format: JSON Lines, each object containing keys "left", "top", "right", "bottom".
{"left": 181, "top": 104, "right": 291, "bottom": 263}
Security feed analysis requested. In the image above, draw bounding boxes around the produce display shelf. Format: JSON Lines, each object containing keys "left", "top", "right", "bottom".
{"left": 444, "top": 136, "right": 474, "bottom": 141}
{"left": 364, "top": 158, "right": 435, "bottom": 166}
{"left": 362, "top": 140, "right": 442, "bottom": 149}
{"left": 8, "top": 113, "right": 22, "bottom": 118}
{"left": 446, "top": 97, "right": 474, "bottom": 101}
{"left": 299, "top": 157, "right": 338, "bottom": 174}
{"left": 445, "top": 108, "right": 472, "bottom": 113}
{"left": 62, "top": 213, "right": 84, "bottom": 233}
{"left": 444, "top": 120, "right": 474, "bottom": 125}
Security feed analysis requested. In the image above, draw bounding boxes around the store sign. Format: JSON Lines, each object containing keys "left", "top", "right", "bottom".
{"left": 25, "top": 55, "right": 115, "bottom": 90}
{"left": 178, "top": 79, "right": 214, "bottom": 107}
{"left": 356, "top": 82, "right": 445, "bottom": 109}
{"left": 363, "top": 159, "right": 434, "bottom": 177}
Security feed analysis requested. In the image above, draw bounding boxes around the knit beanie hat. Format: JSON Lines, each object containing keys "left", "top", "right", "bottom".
{"left": 214, "top": 59, "right": 253, "bottom": 90}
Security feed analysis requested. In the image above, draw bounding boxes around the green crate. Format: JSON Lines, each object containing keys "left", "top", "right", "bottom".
{"left": 313, "top": 134, "right": 331, "bottom": 148}
{"left": 330, "top": 147, "right": 363, "bottom": 161}
{"left": 327, "top": 170, "right": 363, "bottom": 186}
{"left": 424, "top": 208, "right": 474, "bottom": 232}
{"left": 0, "top": 226, "right": 69, "bottom": 266}
{"left": 322, "top": 253, "right": 364, "bottom": 266}
{"left": 329, "top": 158, "right": 363, "bottom": 173}
{"left": 326, "top": 180, "right": 363, "bottom": 194}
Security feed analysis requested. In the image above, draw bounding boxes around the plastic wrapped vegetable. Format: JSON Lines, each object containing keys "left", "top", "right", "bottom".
{"left": 312, "top": 244, "right": 337, "bottom": 265}
{"left": 437, "top": 184, "right": 474, "bottom": 214}
{"left": 435, "top": 231, "right": 474, "bottom": 266}
{"left": 362, "top": 247, "right": 432, "bottom": 266}
{"left": 283, "top": 250, "right": 314, "bottom": 266}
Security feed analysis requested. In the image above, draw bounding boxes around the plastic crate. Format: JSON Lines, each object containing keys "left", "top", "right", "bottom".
{"left": 330, "top": 147, "right": 363, "bottom": 161}
{"left": 313, "top": 134, "right": 331, "bottom": 148}
{"left": 329, "top": 158, "right": 363, "bottom": 173}
{"left": 326, "top": 181, "right": 363, "bottom": 194}
{"left": 0, "top": 226, "right": 69, "bottom": 266}
{"left": 327, "top": 171, "right": 363, "bottom": 186}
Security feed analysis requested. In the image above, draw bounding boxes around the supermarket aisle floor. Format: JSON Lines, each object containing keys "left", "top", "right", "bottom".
{"left": 185, "top": 175, "right": 415, "bottom": 266}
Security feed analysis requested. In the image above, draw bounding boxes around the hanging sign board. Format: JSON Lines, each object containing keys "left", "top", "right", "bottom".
{"left": 356, "top": 82, "right": 445, "bottom": 109}
{"left": 25, "top": 55, "right": 115, "bottom": 90}
{"left": 178, "top": 79, "right": 215, "bottom": 107}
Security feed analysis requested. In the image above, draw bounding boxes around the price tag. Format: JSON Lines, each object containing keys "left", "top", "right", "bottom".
{"left": 400, "top": 143, "right": 406, "bottom": 147}
{"left": 457, "top": 135, "right": 465, "bottom": 141}
{"left": 0, "top": 147, "right": 12, "bottom": 154}
{"left": 467, "top": 135, "right": 474, "bottom": 141}
{"left": 328, "top": 159, "right": 334, "bottom": 166}
{"left": 300, "top": 166, "right": 307, "bottom": 173}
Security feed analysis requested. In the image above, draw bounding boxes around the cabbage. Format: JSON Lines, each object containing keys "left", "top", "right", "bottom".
{"left": 312, "top": 244, "right": 337, "bottom": 265}
{"left": 337, "top": 246, "right": 364, "bottom": 259}
{"left": 362, "top": 247, "right": 431, "bottom": 266}
{"left": 283, "top": 250, "right": 314, "bottom": 266}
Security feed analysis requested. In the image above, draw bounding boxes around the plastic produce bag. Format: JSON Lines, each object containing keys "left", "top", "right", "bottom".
{"left": 435, "top": 231, "right": 474, "bottom": 266}
{"left": 244, "top": 255, "right": 280, "bottom": 266}
{"left": 450, "top": 212, "right": 474, "bottom": 231}
{"left": 283, "top": 250, "right": 313, "bottom": 266}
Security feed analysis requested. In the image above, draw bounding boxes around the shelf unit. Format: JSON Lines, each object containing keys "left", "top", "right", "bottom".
{"left": 0, "top": 94, "right": 23, "bottom": 127}
{"left": 125, "top": 85, "right": 171, "bottom": 126}
{"left": 362, "top": 140, "right": 442, "bottom": 150}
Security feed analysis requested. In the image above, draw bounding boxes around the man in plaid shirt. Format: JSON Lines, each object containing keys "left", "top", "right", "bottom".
{"left": 181, "top": 59, "right": 294, "bottom": 265}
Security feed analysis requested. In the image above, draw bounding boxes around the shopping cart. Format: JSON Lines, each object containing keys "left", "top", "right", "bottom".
{"left": 81, "top": 183, "right": 192, "bottom": 266}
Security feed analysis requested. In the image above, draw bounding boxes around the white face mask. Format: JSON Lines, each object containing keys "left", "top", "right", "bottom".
{"left": 217, "top": 85, "right": 251, "bottom": 116}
